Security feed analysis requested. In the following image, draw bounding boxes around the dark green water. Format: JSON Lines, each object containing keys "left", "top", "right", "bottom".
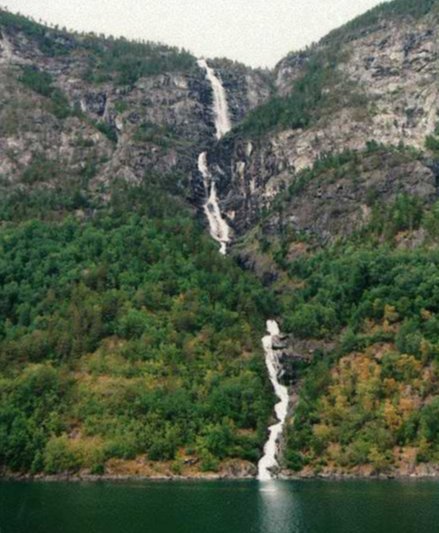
{"left": 1, "top": 479, "right": 439, "bottom": 533}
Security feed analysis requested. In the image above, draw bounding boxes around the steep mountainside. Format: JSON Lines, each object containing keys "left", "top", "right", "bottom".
{"left": 0, "top": 10, "right": 271, "bottom": 220}
{"left": 0, "top": 10, "right": 275, "bottom": 479}
{"left": 207, "top": 0, "right": 439, "bottom": 478}
{"left": 209, "top": 0, "right": 439, "bottom": 244}
{"left": 2, "top": 0, "right": 439, "bottom": 479}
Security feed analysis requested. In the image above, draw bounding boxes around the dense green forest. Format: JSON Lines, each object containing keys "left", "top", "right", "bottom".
{"left": 284, "top": 240, "right": 439, "bottom": 474}
{"left": 262, "top": 145, "right": 439, "bottom": 473}
{"left": 237, "top": 131, "right": 439, "bottom": 474}
{"left": 0, "top": 184, "right": 276, "bottom": 475}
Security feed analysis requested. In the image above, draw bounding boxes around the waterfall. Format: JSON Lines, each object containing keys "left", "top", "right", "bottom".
{"left": 198, "top": 152, "right": 230, "bottom": 255}
{"left": 197, "top": 61, "right": 289, "bottom": 479}
{"left": 197, "top": 58, "right": 231, "bottom": 140}
{"left": 197, "top": 59, "right": 232, "bottom": 255}
{"left": 258, "top": 320, "right": 289, "bottom": 481}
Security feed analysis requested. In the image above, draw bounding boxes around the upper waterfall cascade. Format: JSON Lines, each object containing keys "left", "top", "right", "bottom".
{"left": 198, "top": 152, "right": 230, "bottom": 255}
{"left": 197, "top": 59, "right": 232, "bottom": 255}
{"left": 197, "top": 58, "right": 231, "bottom": 140}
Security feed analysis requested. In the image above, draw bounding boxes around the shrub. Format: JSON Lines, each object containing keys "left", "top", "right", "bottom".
{"left": 199, "top": 449, "right": 219, "bottom": 472}
{"left": 22, "top": 155, "right": 60, "bottom": 184}
{"left": 18, "top": 66, "right": 71, "bottom": 119}
{"left": 43, "top": 435, "right": 80, "bottom": 474}
{"left": 19, "top": 66, "right": 53, "bottom": 97}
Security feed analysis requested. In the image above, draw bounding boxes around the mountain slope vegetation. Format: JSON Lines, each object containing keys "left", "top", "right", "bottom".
{"left": 236, "top": 0, "right": 439, "bottom": 138}
{"left": 0, "top": 180, "right": 276, "bottom": 476}
{"left": 223, "top": 0, "right": 439, "bottom": 476}
{"left": 1, "top": 0, "right": 439, "bottom": 479}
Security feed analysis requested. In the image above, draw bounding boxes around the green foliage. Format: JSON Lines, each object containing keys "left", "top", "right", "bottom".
{"left": 426, "top": 135, "right": 439, "bottom": 154}
{"left": 0, "top": 9, "right": 73, "bottom": 56}
{"left": 81, "top": 36, "right": 195, "bottom": 86}
{"left": 0, "top": 364, "right": 69, "bottom": 471}
{"left": 367, "top": 194, "right": 424, "bottom": 238}
{"left": 134, "top": 122, "right": 179, "bottom": 148}
{"left": 94, "top": 121, "right": 118, "bottom": 143}
{"left": 287, "top": 149, "right": 360, "bottom": 198}
{"left": 237, "top": 0, "right": 438, "bottom": 139}
{"left": 424, "top": 201, "right": 439, "bottom": 238}
{"left": 285, "top": 246, "right": 439, "bottom": 340}
{"left": 0, "top": 186, "right": 91, "bottom": 222}
{"left": 284, "top": 303, "right": 338, "bottom": 339}
{"left": 1, "top": 8, "right": 194, "bottom": 87}
{"left": 283, "top": 142, "right": 422, "bottom": 205}
{"left": 0, "top": 182, "right": 276, "bottom": 473}
{"left": 21, "top": 155, "right": 60, "bottom": 185}
{"left": 237, "top": 54, "right": 333, "bottom": 137}
{"left": 18, "top": 66, "right": 71, "bottom": 119}
{"left": 425, "top": 123, "right": 439, "bottom": 156}
{"left": 236, "top": 15, "right": 373, "bottom": 140}
{"left": 275, "top": 165, "right": 439, "bottom": 474}
{"left": 199, "top": 449, "right": 220, "bottom": 472}
{"left": 283, "top": 237, "right": 439, "bottom": 472}
{"left": 19, "top": 66, "right": 54, "bottom": 97}
{"left": 43, "top": 435, "right": 81, "bottom": 474}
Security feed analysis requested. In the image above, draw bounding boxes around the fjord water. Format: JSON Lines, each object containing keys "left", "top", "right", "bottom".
{"left": 2, "top": 479, "right": 439, "bottom": 533}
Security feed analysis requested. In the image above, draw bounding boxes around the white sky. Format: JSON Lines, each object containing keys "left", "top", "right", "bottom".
{"left": 2, "top": 0, "right": 388, "bottom": 67}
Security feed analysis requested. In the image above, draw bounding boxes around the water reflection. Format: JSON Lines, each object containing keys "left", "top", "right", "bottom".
{"left": 3, "top": 480, "right": 439, "bottom": 533}
{"left": 258, "top": 481, "right": 303, "bottom": 533}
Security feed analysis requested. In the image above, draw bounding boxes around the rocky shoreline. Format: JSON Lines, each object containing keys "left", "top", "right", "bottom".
{"left": 4, "top": 467, "right": 439, "bottom": 483}
{"left": 1, "top": 472, "right": 254, "bottom": 483}
{"left": 280, "top": 470, "right": 439, "bottom": 481}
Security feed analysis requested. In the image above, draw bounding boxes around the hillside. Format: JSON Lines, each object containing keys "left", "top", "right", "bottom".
{"left": 212, "top": 0, "right": 439, "bottom": 477}
{"left": 210, "top": 0, "right": 439, "bottom": 238}
{"left": 0, "top": 9, "right": 271, "bottom": 223}
{"left": 0, "top": 9, "right": 276, "bottom": 478}
{"left": 0, "top": 184, "right": 278, "bottom": 477}
{"left": 1, "top": 0, "right": 439, "bottom": 479}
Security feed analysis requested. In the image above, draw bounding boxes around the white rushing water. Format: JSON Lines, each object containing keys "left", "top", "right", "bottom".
{"left": 197, "top": 58, "right": 232, "bottom": 140}
{"left": 197, "top": 61, "right": 289, "bottom": 478}
{"left": 258, "top": 320, "right": 290, "bottom": 481}
{"left": 197, "top": 59, "right": 232, "bottom": 255}
{"left": 198, "top": 152, "right": 230, "bottom": 255}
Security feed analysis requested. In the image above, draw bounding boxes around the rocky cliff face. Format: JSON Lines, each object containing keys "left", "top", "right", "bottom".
{"left": 1, "top": 5, "right": 439, "bottom": 249}
{"left": 0, "top": 29, "right": 198, "bottom": 193}
{"left": 208, "top": 8, "right": 439, "bottom": 250}
{"left": 0, "top": 15, "right": 272, "bottom": 213}
{"left": 209, "top": 58, "right": 273, "bottom": 122}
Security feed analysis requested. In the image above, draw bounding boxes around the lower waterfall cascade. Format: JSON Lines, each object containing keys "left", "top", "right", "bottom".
{"left": 257, "top": 320, "right": 290, "bottom": 481}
